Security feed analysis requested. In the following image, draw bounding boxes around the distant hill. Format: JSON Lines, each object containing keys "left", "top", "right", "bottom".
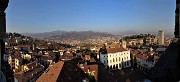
{"left": 22, "top": 30, "right": 67, "bottom": 38}
{"left": 116, "top": 30, "right": 174, "bottom": 36}
{"left": 22, "top": 30, "right": 114, "bottom": 39}
{"left": 48, "top": 31, "right": 113, "bottom": 39}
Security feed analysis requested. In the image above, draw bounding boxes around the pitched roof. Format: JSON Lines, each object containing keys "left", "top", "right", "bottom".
{"left": 79, "top": 64, "right": 98, "bottom": 81}
{"left": 106, "top": 47, "right": 127, "bottom": 53}
{"left": 149, "top": 51, "right": 155, "bottom": 55}
{"left": 36, "top": 61, "right": 64, "bottom": 82}
{"left": 13, "top": 54, "right": 23, "bottom": 62}
{"left": 90, "top": 57, "right": 96, "bottom": 62}
{"left": 57, "top": 61, "right": 87, "bottom": 82}
{"left": 26, "top": 61, "right": 40, "bottom": 71}
{"left": 131, "top": 49, "right": 140, "bottom": 55}
{"left": 14, "top": 61, "right": 44, "bottom": 82}
{"left": 136, "top": 54, "right": 148, "bottom": 60}
{"left": 41, "top": 55, "right": 56, "bottom": 60}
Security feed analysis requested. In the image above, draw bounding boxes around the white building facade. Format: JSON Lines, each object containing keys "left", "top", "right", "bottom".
{"left": 100, "top": 49, "right": 131, "bottom": 70}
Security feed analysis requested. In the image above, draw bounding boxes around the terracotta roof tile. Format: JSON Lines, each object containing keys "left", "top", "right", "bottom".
{"left": 41, "top": 55, "right": 56, "bottom": 60}
{"left": 79, "top": 64, "right": 98, "bottom": 81}
{"left": 106, "top": 47, "right": 127, "bottom": 53}
{"left": 14, "top": 61, "right": 44, "bottom": 82}
{"left": 136, "top": 54, "right": 148, "bottom": 60}
{"left": 36, "top": 61, "right": 64, "bottom": 82}
{"left": 58, "top": 61, "right": 87, "bottom": 82}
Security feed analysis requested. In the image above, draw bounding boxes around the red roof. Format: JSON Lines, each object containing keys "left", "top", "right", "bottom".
{"left": 131, "top": 49, "right": 140, "bottom": 55}
{"left": 41, "top": 55, "right": 56, "bottom": 60}
{"left": 136, "top": 54, "right": 148, "bottom": 60}
{"left": 79, "top": 64, "right": 98, "bottom": 81}
{"left": 14, "top": 61, "right": 44, "bottom": 82}
{"left": 106, "top": 47, "right": 127, "bottom": 53}
{"left": 36, "top": 61, "right": 64, "bottom": 82}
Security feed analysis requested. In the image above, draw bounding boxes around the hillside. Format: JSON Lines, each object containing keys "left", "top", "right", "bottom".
{"left": 22, "top": 30, "right": 67, "bottom": 38}
{"left": 47, "top": 31, "right": 113, "bottom": 39}
{"left": 22, "top": 30, "right": 113, "bottom": 39}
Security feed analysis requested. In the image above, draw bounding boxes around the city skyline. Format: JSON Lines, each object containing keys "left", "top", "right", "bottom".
{"left": 1, "top": 0, "right": 179, "bottom": 82}
{"left": 6, "top": 0, "right": 175, "bottom": 34}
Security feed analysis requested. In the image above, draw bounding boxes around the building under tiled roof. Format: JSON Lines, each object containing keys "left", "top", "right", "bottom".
{"left": 79, "top": 64, "right": 98, "bottom": 81}
{"left": 58, "top": 61, "right": 87, "bottom": 82}
{"left": 41, "top": 55, "right": 56, "bottom": 61}
{"left": 36, "top": 61, "right": 64, "bottom": 82}
{"left": 106, "top": 47, "right": 128, "bottom": 53}
{"left": 135, "top": 54, "right": 148, "bottom": 60}
{"left": 14, "top": 61, "right": 44, "bottom": 82}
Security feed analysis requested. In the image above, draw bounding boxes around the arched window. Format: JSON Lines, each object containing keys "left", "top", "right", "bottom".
{"left": 116, "top": 58, "right": 118, "bottom": 62}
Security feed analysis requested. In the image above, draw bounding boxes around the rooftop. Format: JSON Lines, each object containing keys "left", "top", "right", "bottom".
{"left": 36, "top": 61, "right": 64, "bottom": 82}
{"left": 79, "top": 64, "right": 98, "bottom": 81}
{"left": 106, "top": 47, "right": 128, "bottom": 53}
{"left": 14, "top": 61, "right": 44, "bottom": 82}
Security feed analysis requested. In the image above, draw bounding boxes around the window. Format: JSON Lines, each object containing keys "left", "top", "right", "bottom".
{"left": 127, "top": 61, "right": 129, "bottom": 66}
{"left": 119, "top": 57, "right": 121, "bottom": 61}
{"left": 116, "top": 58, "right": 118, "bottom": 62}
{"left": 113, "top": 58, "right": 114, "bottom": 62}
{"left": 110, "top": 60, "right": 112, "bottom": 63}
{"left": 119, "top": 64, "right": 121, "bottom": 67}
{"left": 104, "top": 60, "right": 106, "bottom": 64}
{"left": 127, "top": 57, "right": 128, "bottom": 60}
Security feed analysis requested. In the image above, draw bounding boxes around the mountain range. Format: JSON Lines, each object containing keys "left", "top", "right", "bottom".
{"left": 22, "top": 30, "right": 114, "bottom": 39}
{"left": 21, "top": 30, "right": 173, "bottom": 39}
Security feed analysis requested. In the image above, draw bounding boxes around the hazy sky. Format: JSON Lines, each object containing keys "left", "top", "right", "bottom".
{"left": 6, "top": 0, "right": 175, "bottom": 34}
